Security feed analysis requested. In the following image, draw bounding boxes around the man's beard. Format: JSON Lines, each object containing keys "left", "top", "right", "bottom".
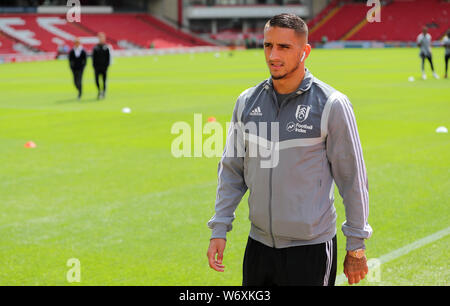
{"left": 271, "top": 62, "right": 300, "bottom": 80}
{"left": 272, "top": 74, "right": 287, "bottom": 80}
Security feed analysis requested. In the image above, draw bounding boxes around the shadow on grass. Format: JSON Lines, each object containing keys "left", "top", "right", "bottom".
{"left": 55, "top": 97, "right": 100, "bottom": 104}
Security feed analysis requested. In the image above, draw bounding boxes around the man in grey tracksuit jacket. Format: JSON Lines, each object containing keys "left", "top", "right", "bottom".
{"left": 207, "top": 14, "right": 372, "bottom": 286}
{"left": 208, "top": 68, "right": 372, "bottom": 247}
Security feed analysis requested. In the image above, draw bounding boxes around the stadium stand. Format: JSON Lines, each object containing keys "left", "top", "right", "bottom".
{"left": 137, "top": 14, "right": 212, "bottom": 48}
{"left": 1, "top": 0, "right": 448, "bottom": 56}
{"left": 346, "top": 0, "right": 450, "bottom": 41}
{"left": 308, "top": 0, "right": 339, "bottom": 34}
{"left": 78, "top": 14, "right": 205, "bottom": 49}
{"left": 309, "top": 0, "right": 450, "bottom": 43}
{"left": 308, "top": 2, "right": 371, "bottom": 43}
{"left": 0, "top": 13, "right": 212, "bottom": 55}
{"left": 0, "top": 32, "right": 17, "bottom": 54}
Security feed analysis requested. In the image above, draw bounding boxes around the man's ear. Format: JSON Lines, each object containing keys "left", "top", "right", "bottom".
{"left": 302, "top": 44, "right": 312, "bottom": 62}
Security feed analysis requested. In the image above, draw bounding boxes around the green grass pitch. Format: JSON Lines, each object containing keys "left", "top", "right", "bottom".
{"left": 0, "top": 48, "right": 448, "bottom": 285}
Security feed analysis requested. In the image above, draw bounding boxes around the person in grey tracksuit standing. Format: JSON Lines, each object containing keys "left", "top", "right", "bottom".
{"left": 206, "top": 14, "right": 372, "bottom": 286}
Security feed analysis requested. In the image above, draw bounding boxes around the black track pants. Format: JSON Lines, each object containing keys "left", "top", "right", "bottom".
{"left": 242, "top": 235, "right": 337, "bottom": 286}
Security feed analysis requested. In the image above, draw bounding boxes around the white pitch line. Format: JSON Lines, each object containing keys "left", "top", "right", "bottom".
{"left": 336, "top": 226, "right": 450, "bottom": 285}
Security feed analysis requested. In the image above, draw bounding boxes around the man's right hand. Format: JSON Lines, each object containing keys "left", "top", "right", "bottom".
{"left": 207, "top": 238, "right": 226, "bottom": 272}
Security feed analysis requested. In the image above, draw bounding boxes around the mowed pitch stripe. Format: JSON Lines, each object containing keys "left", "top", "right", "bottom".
{"left": 0, "top": 181, "right": 218, "bottom": 231}
{"left": 336, "top": 226, "right": 450, "bottom": 285}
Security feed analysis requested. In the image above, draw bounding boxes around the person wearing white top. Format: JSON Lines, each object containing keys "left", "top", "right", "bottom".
{"left": 442, "top": 30, "right": 450, "bottom": 79}
{"left": 417, "top": 27, "right": 438, "bottom": 80}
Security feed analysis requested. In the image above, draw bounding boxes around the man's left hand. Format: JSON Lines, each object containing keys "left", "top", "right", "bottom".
{"left": 343, "top": 250, "right": 368, "bottom": 285}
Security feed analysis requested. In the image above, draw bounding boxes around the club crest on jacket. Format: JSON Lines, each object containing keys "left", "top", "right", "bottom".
{"left": 295, "top": 105, "right": 311, "bottom": 123}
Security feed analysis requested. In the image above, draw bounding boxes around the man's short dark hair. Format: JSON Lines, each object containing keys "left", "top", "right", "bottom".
{"left": 265, "top": 14, "right": 308, "bottom": 38}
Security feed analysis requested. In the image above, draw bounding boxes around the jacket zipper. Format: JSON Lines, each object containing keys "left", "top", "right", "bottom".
{"left": 269, "top": 90, "right": 278, "bottom": 248}
{"left": 268, "top": 88, "right": 299, "bottom": 248}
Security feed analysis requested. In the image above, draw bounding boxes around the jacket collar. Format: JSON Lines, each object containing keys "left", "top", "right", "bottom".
{"left": 264, "top": 68, "right": 314, "bottom": 95}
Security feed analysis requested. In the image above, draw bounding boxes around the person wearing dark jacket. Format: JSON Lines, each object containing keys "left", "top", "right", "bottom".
{"left": 92, "top": 32, "right": 111, "bottom": 99}
{"left": 68, "top": 38, "right": 87, "bottom": 100}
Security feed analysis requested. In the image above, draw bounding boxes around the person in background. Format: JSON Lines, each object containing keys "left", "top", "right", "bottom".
{"left": 443, "top": 30, "right": 450, "bottom": 79}
{"left": 68, "top": 38, "right": 87, "bottom": 100}
{"left": 92, "top": 32, "right": 112, "bottom": 99}
{"left": 417, "top": 27, "right": 439, "bottom": 80}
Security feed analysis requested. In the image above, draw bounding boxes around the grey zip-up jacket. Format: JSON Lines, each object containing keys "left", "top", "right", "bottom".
{"left": 207, "top": 68, "right": 372, "bottom": 251}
